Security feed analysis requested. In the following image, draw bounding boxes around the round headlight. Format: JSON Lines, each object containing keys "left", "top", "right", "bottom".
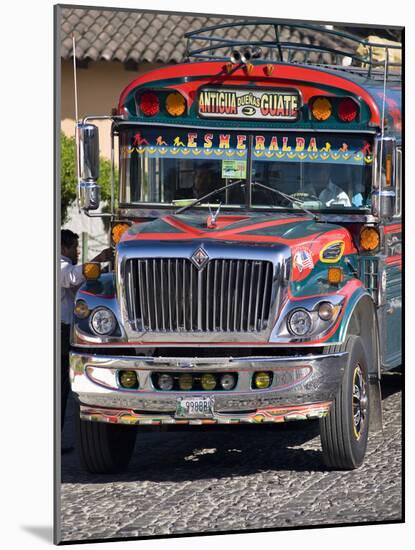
{"left": 318, "top": 302, "right": 334, "bottom": 321}
{"left": 288, "top": 309, "right": 312, "bottom": 336}
{"left": 90, "top": 307, "right": 116, "bottom": 335}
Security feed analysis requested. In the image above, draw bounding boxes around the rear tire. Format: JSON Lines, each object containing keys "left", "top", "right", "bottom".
{"left": 319, "top": 335, "right": 370, "bottom": 470}
{"left": 75, "top": 403, "right": 137, "bottom": 474}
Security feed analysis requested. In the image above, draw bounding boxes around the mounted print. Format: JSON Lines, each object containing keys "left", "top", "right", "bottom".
{"left": 55, "top": 4, "right": 403, "bottom": 544}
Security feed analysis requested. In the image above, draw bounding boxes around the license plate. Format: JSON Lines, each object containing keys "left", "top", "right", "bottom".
{"left": 176, "top": 396, "right": 214, "bottom": 418}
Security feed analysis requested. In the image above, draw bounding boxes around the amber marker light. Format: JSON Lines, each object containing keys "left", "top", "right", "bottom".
{"left": 265, "top": 64, "right": 274, "bottom": 76}
{"left": 327, "top": 267, "right": 344, "bottom": 285}
{"left": 311, "top": 97, "right": 332, "bottom": 121}
{"left": 74, "top": 300, "right": 89, "bottom": 319}
{"left": 360, "top": 227, "right": 380, "bottom": 251}
{"left": 166, "top": 92, "right": 186, "bottom": 117}
{"left": 225, "top": 62, "right": 234, "bottom": 74}
{"left": 111, "top": 222, "right": 130, "bottom": 245}
{"left": 83, "top": 262, "right": 100, "bottom": 280}
{"left": 245, "top": 63, "right": 254, "bottom": 74}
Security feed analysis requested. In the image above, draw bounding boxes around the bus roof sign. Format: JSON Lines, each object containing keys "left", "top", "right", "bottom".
{"left": 198, "top": 87, "right": 300, "bottom": 121}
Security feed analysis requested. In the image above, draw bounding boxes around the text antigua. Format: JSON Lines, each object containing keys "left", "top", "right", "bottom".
{"left": 199, "top": 90, "right": 299, "bottom": 118}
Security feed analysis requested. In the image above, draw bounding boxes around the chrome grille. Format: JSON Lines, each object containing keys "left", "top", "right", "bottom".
{"left": 124, "top": 258, "right": 274, "bottom": 332}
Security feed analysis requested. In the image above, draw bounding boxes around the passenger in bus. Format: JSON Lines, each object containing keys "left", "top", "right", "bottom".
{"left": 314, "top": 164, "right": 351, "bottom": 207}
{"left": 193, "top": 165, "right": 219, "bottom": 198}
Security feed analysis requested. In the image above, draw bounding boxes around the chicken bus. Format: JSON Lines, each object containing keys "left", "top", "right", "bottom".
{"left": 69, "top": 21, "right": 402, "bottom": 473}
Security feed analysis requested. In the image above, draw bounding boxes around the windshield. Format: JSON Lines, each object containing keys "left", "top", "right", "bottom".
{"left": 120, "top": 128, "right": 373, "bottom": 211}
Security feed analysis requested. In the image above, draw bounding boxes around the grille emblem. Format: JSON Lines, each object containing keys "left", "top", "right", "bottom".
{"left": 191, "top": 247, "right": 209, "bottom": 269}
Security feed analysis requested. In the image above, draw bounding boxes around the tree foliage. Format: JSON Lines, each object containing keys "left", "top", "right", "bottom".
{"left": 60, "top": 132, "right": 118, "bottom": 224}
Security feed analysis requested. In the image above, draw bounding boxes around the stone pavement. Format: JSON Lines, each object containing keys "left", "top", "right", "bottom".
{"left": 59, "top": 372, "right": 402, "bottom": 542}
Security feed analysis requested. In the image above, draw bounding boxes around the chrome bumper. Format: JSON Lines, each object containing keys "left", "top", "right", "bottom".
{"left": 70, "top": 351, "right": 347, "bottom": 425}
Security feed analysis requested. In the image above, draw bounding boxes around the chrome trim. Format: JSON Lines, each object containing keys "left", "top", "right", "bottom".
{"left": 271, "top": 294, "right": 344, "bottom": 342}
{"left": 70, "top": 351, "right": 347, "bottom": 414}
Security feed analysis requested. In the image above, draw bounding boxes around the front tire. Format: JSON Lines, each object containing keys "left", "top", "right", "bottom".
{"left": 75, "top": 404, "right": 137, "bottom": 474}
{"left": 319, "top": 335, "right": 370, "bottom": 470}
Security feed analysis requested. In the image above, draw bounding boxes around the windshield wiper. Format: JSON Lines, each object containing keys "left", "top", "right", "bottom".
{"left": 175, "top": 180, "right": 244, "bottom": 214}
{"left": 252, "top": 181, "right": 319, "bottom": 221}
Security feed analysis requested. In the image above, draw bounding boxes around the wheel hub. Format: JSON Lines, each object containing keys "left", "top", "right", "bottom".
{"left": 352, "top": 364, "right": 367, "bottom": 440}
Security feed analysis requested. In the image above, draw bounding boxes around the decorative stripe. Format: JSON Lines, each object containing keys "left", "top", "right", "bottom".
{"left": 385, "top": 255, "right": 402, "bottom": 266}
{"left": 383, "top": 223, "right": 402, "bottom": 234}
{"left": 79, "top": 290, "right": 115, "bottom": 299}
{"left": 80, "top": 400, "right": 331, "bottom": 426}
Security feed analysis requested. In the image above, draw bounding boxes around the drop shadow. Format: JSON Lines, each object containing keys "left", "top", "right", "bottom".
{"left": 21, "top": 526, "right": 53, "bottom": 544}
{"left": 61, "top": 418, "right": 327, "bottom": 484}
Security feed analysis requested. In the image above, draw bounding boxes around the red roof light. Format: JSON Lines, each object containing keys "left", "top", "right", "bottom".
{"left": 139, "top": 92, "right": 160, "bottom": 116}
{"left": 338, "top": 98, "right": 358, "bottom": 122}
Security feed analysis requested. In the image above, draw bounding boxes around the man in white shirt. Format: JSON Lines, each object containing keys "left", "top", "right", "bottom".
{"left": 319, "top": 179, "right": 351, "bottom": 207}
{"left": 312, "top": 164, "right": 352, "bottom": 207}
{"left": 61, "top": 230, "right": 112, "bottom": 449}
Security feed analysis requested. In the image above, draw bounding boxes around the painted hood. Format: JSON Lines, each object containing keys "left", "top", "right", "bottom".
{"left": 120, "top": 212, "right": 356, "bottom": 283}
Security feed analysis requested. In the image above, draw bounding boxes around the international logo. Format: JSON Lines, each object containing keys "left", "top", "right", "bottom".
{"left": 190, "top": 247, "right": 209, "bottom": 269}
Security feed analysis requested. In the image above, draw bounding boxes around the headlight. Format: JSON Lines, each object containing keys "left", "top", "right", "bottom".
{"left": 90, "top": 307, "right": 116, "bottom": 335}
{"left": 287, "top": 309, "right": 312, "bottom": 336}
{"left": 318, "top": 301, "right": 335, "bottom": 321}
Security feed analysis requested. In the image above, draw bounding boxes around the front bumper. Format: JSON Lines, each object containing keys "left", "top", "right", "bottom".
{"left": 70, "top": 351, "right": 347, "bottom": 425}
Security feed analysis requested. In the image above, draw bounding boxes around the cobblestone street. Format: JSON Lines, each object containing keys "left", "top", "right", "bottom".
{"left": 59, "top": 372, "right": 402, "bottom": 543}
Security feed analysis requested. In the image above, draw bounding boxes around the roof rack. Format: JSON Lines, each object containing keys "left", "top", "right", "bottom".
{"left": 184, "top": 20, "right": 401, "bottom": 81}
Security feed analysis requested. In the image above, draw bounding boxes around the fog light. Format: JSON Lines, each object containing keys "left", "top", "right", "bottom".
{"left": 158, "top": 373, "right": 174, "bottom": 391}
{"left": 220, "top": 373, "right": 236, "bottom": 391}
{"left": 201, "top": 373, "right": 216, "bottom": 390}
{"left": 179, "top": 373, "right": 193, "bottom": 391}
{"left": 254, "top": 371, "right": 272, "bottom": 389}
{"left": 318, "top": 302, "right": 334, "bottom": 321}
{"left": 119, "top": 370, "right": 138, "bottom": 389}
{"left": 74, "top": 300, "right": 89, "bottom": 319}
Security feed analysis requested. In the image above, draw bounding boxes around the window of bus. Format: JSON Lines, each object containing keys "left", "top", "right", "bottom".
{"left": 119, "top": 128, "right": 247, "bottom": 207}
{"left": 250, "top": 134, "right": 374, "bottom": 211}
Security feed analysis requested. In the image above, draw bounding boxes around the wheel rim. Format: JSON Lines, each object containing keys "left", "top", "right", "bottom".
{"left": 352, "top": 363, "right": 367, "bottom": 440}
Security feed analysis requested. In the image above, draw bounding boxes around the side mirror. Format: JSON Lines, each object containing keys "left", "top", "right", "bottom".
{"left": 77, "top": 123, "right": 100, "bottom": 210}
{"left": 372, "top": 137, "right": 396, "bottom": 219}
{"left": 79, "top": 180, "right": 101, "bottom": 210}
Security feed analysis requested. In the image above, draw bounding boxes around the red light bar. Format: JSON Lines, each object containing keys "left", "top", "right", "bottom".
{"left": 139, "top": 92, "right": 160, "bottom": 116}
{"left": 338, "top": 98, "right": 359, "bottom": 122}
